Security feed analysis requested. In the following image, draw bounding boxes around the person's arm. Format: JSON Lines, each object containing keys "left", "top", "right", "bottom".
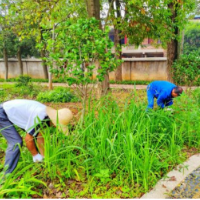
{"left": 147, "top": 89, "right": 154, "bottom": 109}
{"left": 157, "top": 91, "right": 167, "bottom": 109}
{"left": 165, "top": 99, "right": 173, "bottom": 107}
{"left": 25, "top": 133, "right": 38, "bottom": 156}
{"left": 25, "top": 133, "right": 44, "bottom": 162}
{"left": 37, "top": 132, "right": 44, "bottom": 157}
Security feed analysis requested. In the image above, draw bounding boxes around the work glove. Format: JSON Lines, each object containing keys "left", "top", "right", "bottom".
{"left": 33, "top": 153, "right": 43, "bottom": 163}
{"left": 164, "top": 108, "right": 174, "bottom": 112}
{"left": 164, "top": 108, "right": 174, "bottom": 115}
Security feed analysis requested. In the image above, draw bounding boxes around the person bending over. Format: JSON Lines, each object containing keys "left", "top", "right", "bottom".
{"left": 0, "top": 99, "right": 73, "bottom": 174}
{"left": 146, "top": 80, "right": 183, "bottom": 110}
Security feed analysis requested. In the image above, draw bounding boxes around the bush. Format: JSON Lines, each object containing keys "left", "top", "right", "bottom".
{"left": 15, "top": 75, "right": 32, "bottom": 87}
{"left": 36, "top": 87, "right": 79, "bottom": 103}
{"left": 13, "top": 75, "right": 40, "bottom": 97}
{"left": 172, "top": 51, "right": 200, "bottom": 86}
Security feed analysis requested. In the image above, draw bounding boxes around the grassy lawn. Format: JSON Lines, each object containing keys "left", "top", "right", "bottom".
{"left": 0, "top": 83, "right": 200, "bottom": 198}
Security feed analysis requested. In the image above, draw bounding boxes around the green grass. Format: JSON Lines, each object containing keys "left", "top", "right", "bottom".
{"left": 1, "top": 87, "right": 200, "bottom": 198}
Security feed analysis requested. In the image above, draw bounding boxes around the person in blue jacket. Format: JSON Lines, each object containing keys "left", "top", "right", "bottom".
{"left": 146, "top": 81, "right": 183, "bottom": 110}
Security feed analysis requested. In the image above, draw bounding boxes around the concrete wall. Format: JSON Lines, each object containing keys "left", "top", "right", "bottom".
{"left": 0, "top": 59, "right": 45, "bottom": 79}
{"left": 108, "top": 58, "right": 167, "bottom": 81}
{"left": 0, "top": 58, "right": 167, "bottom": 81}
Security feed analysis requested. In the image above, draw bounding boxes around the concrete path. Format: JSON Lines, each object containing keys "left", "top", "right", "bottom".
{"left": 34, "top": 83, "right": 199, "bottom": 90}
{"left": 141, "top": 154, "right": 200, "bottom": 199}
{"left": 1, "top": 82, "right": 199, "bottom": 90}
{"left": 110, "top": 84, "right": 198, "bottom": 90}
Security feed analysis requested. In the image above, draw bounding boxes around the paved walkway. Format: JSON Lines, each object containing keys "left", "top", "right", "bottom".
{"left": 35, "top": 83, "right": 199, "bottom": 90}
{"left": 1, "top": 82, "right": 199, "bottom": 91}
{"left": 110, "top": 84, "right": 198, "bottom": 90}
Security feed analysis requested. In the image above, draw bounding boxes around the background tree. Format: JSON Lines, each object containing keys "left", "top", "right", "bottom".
{"left": 8, "top": 0, "right": 87, "bottom": 80}
{"left": 112, "top": 0, "right": 195, "bottom": 81}
{"left": 194, "top": 0, "right": 200, "bottom": 15}
{"left": 2, "top": 0, "right": 196, "bottom": 84}
{"left": 184, "top": 21, "right": 200, "bottom": 54}
{"left": 107, "top": 0, "right": 123, "bottom": 81}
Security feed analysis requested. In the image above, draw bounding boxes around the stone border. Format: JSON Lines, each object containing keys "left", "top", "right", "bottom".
{"left": 141, "top": 154, "right": 200, "bottom": 199}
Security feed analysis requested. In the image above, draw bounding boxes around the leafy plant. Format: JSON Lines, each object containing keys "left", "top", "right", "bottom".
{"left": 15, "top": 75, "right": 33, "bottom": 87}
{"left": 36, "top": 87, "right": 78, "bottom": 103}
{"left": 0, "top": 164, "right": 46, "bottom": 198}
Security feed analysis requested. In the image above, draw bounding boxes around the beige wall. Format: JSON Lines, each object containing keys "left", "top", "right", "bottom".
{"left": 0, "top": 59, "right": 45, "bottom": 79}
{"left": 109, "top": 58, "right": 167, "bottom": 81}
{"left": 0, "top": 58, "right": 167, "bottom": 81}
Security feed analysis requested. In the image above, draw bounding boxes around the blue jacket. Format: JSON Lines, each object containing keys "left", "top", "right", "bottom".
{"left": 147, "top": 81, "right": 176, "bottom": 109}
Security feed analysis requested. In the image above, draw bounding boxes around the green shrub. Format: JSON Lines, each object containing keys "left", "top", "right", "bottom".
{"left": 36, "top": 86, "right": 78, "bottom": 103}
{"left": 14, "top": 75, "right": 41, "bottom": 97}
{"left": 15, "top": 75, "right": 33, "bottom": 87}
{"left": 172, "top": 51, "right": 200, "bottom": 86}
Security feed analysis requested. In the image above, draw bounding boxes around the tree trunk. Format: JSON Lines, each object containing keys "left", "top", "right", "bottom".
{"left": 48, "top": 23, "right": 56, "bottom": 90}
{"left": 17, "top": 47, "right": 23, "bottom": 75}
{"left": 167, "top": 2, "right": 179, "bottom": 82}
{"left": 3, "top": 48, "right": 8, "bottom": 80}
{"left": 40, "top": 27, "right": 49, "bottom": 79}
{"left": 112, "top": 0, "right": 122, "bottom": 81}
{"left": 86, "top": 0, "right": 100, "bottom": 21}
{"left": 86, "top": 0, "right": 109, "bottom": 96}
{"left": 40, "top": 49, "right": 49, "bottom": 79}
{"left": 114, "top": 28, "right": 122, "bottom": 81}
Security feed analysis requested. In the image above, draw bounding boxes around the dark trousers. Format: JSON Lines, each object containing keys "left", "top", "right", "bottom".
{"left": 0, "top": 106, "right": 23, "bottom": 174}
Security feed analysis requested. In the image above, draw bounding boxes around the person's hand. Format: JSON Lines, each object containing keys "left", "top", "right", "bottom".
{"left": 165, "top": 108, "right": 174, "bottom": 112}
{"left": 33, "top": 153, "right": 43, "bottom": 162}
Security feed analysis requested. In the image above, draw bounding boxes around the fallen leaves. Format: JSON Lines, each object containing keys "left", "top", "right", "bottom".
{"left": 162, "top": 184, "right": 167, "bottom": 188}
{"left": 169, "top": 176, "right": 177, "bottom": 181}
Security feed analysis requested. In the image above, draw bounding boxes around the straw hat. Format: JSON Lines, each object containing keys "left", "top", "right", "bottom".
{"left": 46, "top": 106, "right": 73, "bottom": 135}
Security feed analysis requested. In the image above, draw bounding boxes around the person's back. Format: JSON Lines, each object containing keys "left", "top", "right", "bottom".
{"left": 3, "top": 99, "right": 47, "bottom": 133}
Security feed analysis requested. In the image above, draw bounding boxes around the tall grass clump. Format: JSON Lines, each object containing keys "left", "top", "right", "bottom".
{"left": 69, "top": 91, "right": 200, "bottom": 192}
